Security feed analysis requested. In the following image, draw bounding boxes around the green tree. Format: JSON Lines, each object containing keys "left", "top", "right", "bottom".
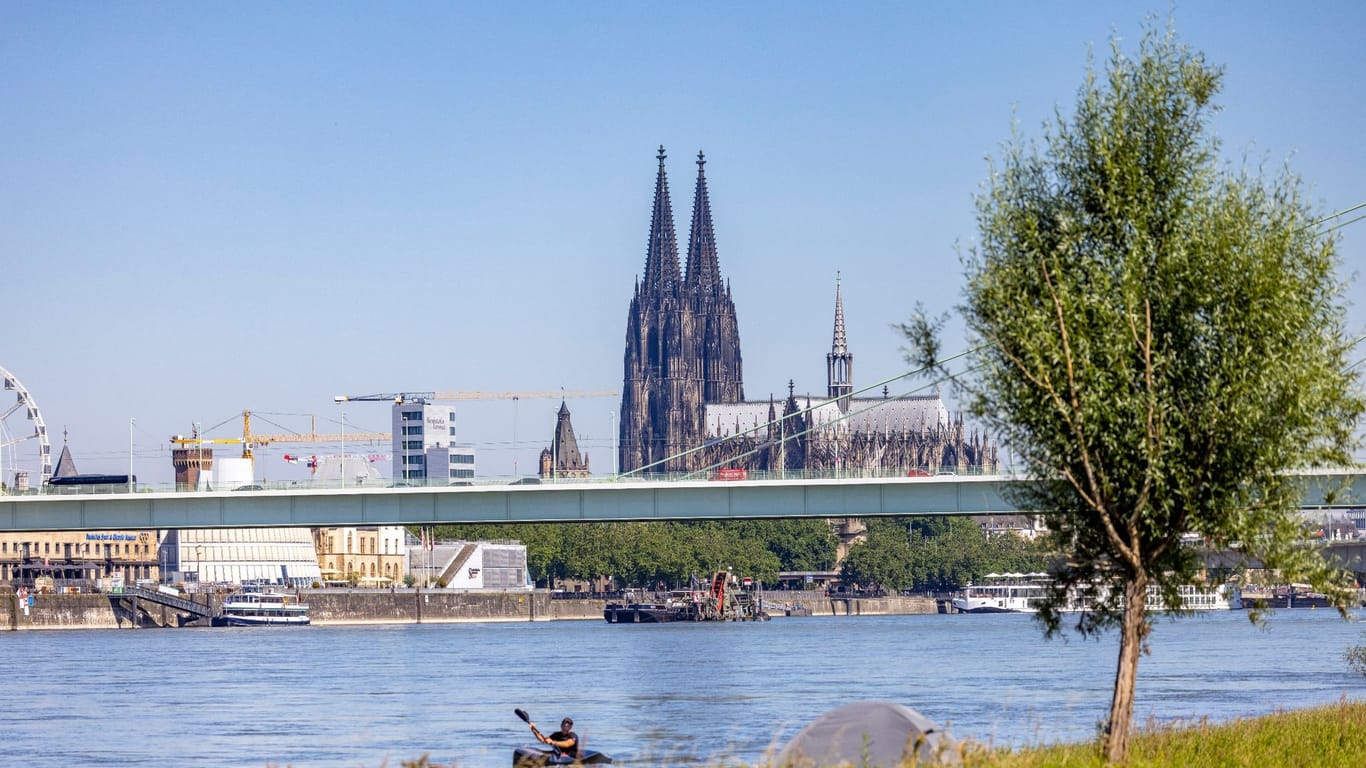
{"left": 843, "top": 517, "right": 1051, "bottom": 592}
{"left": 732, "top": 519, "right": 838, "bottom": 572}
{"left": 904, "top": 23, "right": 1364, "bottom": 763}
{"left": 839, "top": 519, "right": 915, "bottom": 590}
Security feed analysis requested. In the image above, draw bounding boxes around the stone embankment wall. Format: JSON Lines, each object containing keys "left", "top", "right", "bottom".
{"left": 2, "top": 590, "right": 936, "bottom": 631}
{"left": 777, "top": 593, "right": 939, "bottom": 616}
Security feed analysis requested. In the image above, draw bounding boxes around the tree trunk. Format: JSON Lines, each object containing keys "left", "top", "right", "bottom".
{"left": 1104, "top": 576, "right": 1149, "bottom": 764}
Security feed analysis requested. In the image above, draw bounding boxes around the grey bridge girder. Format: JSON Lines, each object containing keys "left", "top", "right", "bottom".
{"left": 1, "top": 475, "right": 1017, "bottom": 532}
{"left": 0, "top": 469, "right": 1360, "bottom": 533}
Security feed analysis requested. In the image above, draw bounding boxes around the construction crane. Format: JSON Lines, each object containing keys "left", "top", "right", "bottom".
{"left": 333, "top": 390, "right": 619, "bottom": 404}
{"left": 170, "top": 411, "right": 389, "bottom": 459}
{"left": 171, "top": 392, "right": 617, "bottom": 459}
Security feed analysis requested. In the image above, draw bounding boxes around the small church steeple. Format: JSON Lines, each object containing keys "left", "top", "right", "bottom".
{"left": 827, "top": 272, "right": 853, "bottom": 405}
{"left": 541, "top": 401, "right": 590, "bottom": 479}
{"left": 52, "top": 427, "right": 80, "bottom": 479}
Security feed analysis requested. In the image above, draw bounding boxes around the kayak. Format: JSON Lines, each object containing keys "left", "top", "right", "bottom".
{"left": 512, "top": 746, "right": 613, "bottom": 766}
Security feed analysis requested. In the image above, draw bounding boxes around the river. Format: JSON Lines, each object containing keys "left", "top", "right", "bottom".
{"left": 5, "top": 610, "right": 1365, "bottom": 767}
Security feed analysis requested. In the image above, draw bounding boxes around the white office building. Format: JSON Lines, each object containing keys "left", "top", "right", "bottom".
{"left": 392, "top": 402, "right": 476, "bottom": 484}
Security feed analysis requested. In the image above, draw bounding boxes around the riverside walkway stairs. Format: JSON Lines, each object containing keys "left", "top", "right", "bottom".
{"left": 110, "top": 586, "right": 216, "bottom": 627}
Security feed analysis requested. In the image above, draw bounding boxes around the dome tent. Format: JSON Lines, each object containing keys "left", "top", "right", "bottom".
{"left": 774, "top": 700, "right": 958, "bottom": 767}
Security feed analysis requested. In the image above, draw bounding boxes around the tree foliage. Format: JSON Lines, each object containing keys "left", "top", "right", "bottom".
{"left": 903, "top": 20, "right": 1363, "bottom": 763}
{"left": 840, "top": 517, "right": 1052, "bottom": 591}
{"left": 431, "top": 519, "right": 830, "bottom": 587}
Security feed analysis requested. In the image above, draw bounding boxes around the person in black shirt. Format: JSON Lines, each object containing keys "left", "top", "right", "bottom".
{"left": 529, "top": 716, "right": 578, "bottom": 759}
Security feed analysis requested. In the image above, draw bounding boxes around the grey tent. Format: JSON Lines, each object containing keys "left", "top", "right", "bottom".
{"left": 774, "top": 700, "right": 958, "bottom": 767}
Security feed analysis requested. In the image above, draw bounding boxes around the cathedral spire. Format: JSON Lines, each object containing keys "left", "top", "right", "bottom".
{"left": 827, "top": 272, "right": 853, "bottom": 403}
{"left": 642, "top": 145, "right": 682, "bottom": 293}
{"left": 685, "top": 150, "right": 721, "bottom": 290}
{"left": 832, "top": 271, "right": 848, "bottom": 355}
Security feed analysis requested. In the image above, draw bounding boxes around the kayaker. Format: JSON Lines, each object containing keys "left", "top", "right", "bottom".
{"left": 529, "top": 716, "right": 578, "bottom": 759}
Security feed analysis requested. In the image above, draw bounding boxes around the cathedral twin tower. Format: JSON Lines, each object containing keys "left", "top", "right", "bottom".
{"left": 620, "top": 147, "right": 744, "bottom": 473}
{"left": 618, "top": 147, "right": 997, "bottom": 477}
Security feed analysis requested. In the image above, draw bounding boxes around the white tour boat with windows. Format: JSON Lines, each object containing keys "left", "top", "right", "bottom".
{"left": 952, "top": 573, "right": 1239, "bottom": 614}
{"left": 214, "top": 587, "right": 311, "bottom": 627}
{"left": 951, "top": 573, "right": 1051, "bottom": 613}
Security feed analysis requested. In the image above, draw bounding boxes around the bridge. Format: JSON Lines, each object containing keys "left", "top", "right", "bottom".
{"left": 2, "top": 468, "right": 1362, "bottom": 533}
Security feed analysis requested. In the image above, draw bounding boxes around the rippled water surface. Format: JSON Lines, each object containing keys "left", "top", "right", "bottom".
{"left": 6, "top": 610, "right": 1365, "bottom": 767}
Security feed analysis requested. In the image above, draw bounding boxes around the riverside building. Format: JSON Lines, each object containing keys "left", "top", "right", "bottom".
{"left": 0, "top": 440, "right": 159, "bottom": 590}
{"left": 158, "top": 528, "right": 323, "bottom": 587}
{"left": 313, "top": 526, "right": 407, "bottom": 585}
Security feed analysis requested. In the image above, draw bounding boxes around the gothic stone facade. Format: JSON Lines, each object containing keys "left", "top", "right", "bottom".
{"left": 619, "top": 148, "right": 996, "bottom": 476}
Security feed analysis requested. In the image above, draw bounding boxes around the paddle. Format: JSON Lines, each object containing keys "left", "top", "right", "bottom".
{"left": 515, "top": 708, "right": 545, "bottom": 740}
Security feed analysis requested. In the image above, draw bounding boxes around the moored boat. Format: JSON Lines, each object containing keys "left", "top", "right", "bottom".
{"left": 951, "top": 573, "right": 1239, "bottom": 614}
{"left": 603, "top": 571, "right": 769, "bottom": 623}
{"left": 213, "top": 588, "right": 310, "bottom": 626}
{"left": 951, "top": 573, "right": 1050, "bottom": 613}
{"left": 1240, "top": 584, "right": 1331, "bottom": 609}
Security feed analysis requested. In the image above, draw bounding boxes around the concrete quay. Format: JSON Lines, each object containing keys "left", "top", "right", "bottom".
{"left": 3, "top": 590, "right": 937, "bottom": 630}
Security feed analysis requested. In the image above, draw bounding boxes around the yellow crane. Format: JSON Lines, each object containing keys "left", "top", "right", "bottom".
{"left": 171, "top": 391, "right": 618, "bottom": 458}
{"left": 169, "top": 411, "right": 389, "bottom": 459}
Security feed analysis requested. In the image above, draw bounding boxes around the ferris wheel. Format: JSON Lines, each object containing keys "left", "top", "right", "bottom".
{"left": 0, "top": 365, "right": 52, "bottom": 492}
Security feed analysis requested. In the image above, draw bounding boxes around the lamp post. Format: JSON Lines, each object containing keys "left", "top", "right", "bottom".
{"left": 512, "top": 396, "right": 519, "bottom": 478}
{"left": 609, "top": 409, "right": 617, "bottom": 477}
{"left": 339, "top": 408, "right": 346, "bottom": 487}
{"left": 128, "top": 418, "right": 135, "bottom": 493}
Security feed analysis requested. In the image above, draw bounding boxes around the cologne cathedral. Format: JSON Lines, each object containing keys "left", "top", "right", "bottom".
{"left": 618, "top": 147, "right": 997, "bottom": 477}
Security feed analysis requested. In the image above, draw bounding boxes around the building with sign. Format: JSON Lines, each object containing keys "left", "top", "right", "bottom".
{"left": 0, "top": 440, "right": 159, "bottom": 590}
{"left": 0, "top": 530, "right": 158, "bottom": 590}
{"left": 391, "top": 402, "right": 476, "bottom": 484}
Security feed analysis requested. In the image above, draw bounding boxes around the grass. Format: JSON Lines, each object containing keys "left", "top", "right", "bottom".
{"left": 951, "top": 698, "right": 1366, "bottom": 768}
{"left": 302, "top": 699, "right": 1366, "bottom": 767}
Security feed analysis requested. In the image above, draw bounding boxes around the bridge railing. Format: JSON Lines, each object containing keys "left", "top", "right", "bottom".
{"left": 3, "top": 464, "right": 1023, "bottom": 497}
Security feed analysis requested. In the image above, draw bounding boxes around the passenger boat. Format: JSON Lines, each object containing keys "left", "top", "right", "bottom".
{"left": 1150, "top": 583, "right": 1242, "bottom": 611}
{"left": 951, "top": 573, "right": 1050, "bottom": 613}
{"left": 213, "top": 589, "right": 310, "bottom": 626}
{"left": 951, "top": 573, "right": 1239, "bottom": 614}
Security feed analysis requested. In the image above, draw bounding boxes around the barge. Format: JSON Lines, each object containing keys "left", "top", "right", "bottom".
{"left": 604, "top": 571, "right": 769, "bottom": 623}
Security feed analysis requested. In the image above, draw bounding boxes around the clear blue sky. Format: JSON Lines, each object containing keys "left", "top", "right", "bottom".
{"left": 3, "top": 3, "right": 1363, "bottom": 483}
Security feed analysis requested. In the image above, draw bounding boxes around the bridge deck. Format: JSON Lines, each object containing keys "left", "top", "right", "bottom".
{"left": 1, "top": 470, "right": 1361, "bottom": 532}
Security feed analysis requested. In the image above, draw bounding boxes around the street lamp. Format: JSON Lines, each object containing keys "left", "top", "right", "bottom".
{"left": 609, "top": 409, "right": 617, "bottom": 477}
{"left": 128, "top": 417, "right": 135, "bottom": 493}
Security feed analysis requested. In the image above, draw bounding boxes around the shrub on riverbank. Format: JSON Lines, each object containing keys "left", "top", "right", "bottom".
{"left": 955, "top": 698, "right": 1366, "bottom": 767}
